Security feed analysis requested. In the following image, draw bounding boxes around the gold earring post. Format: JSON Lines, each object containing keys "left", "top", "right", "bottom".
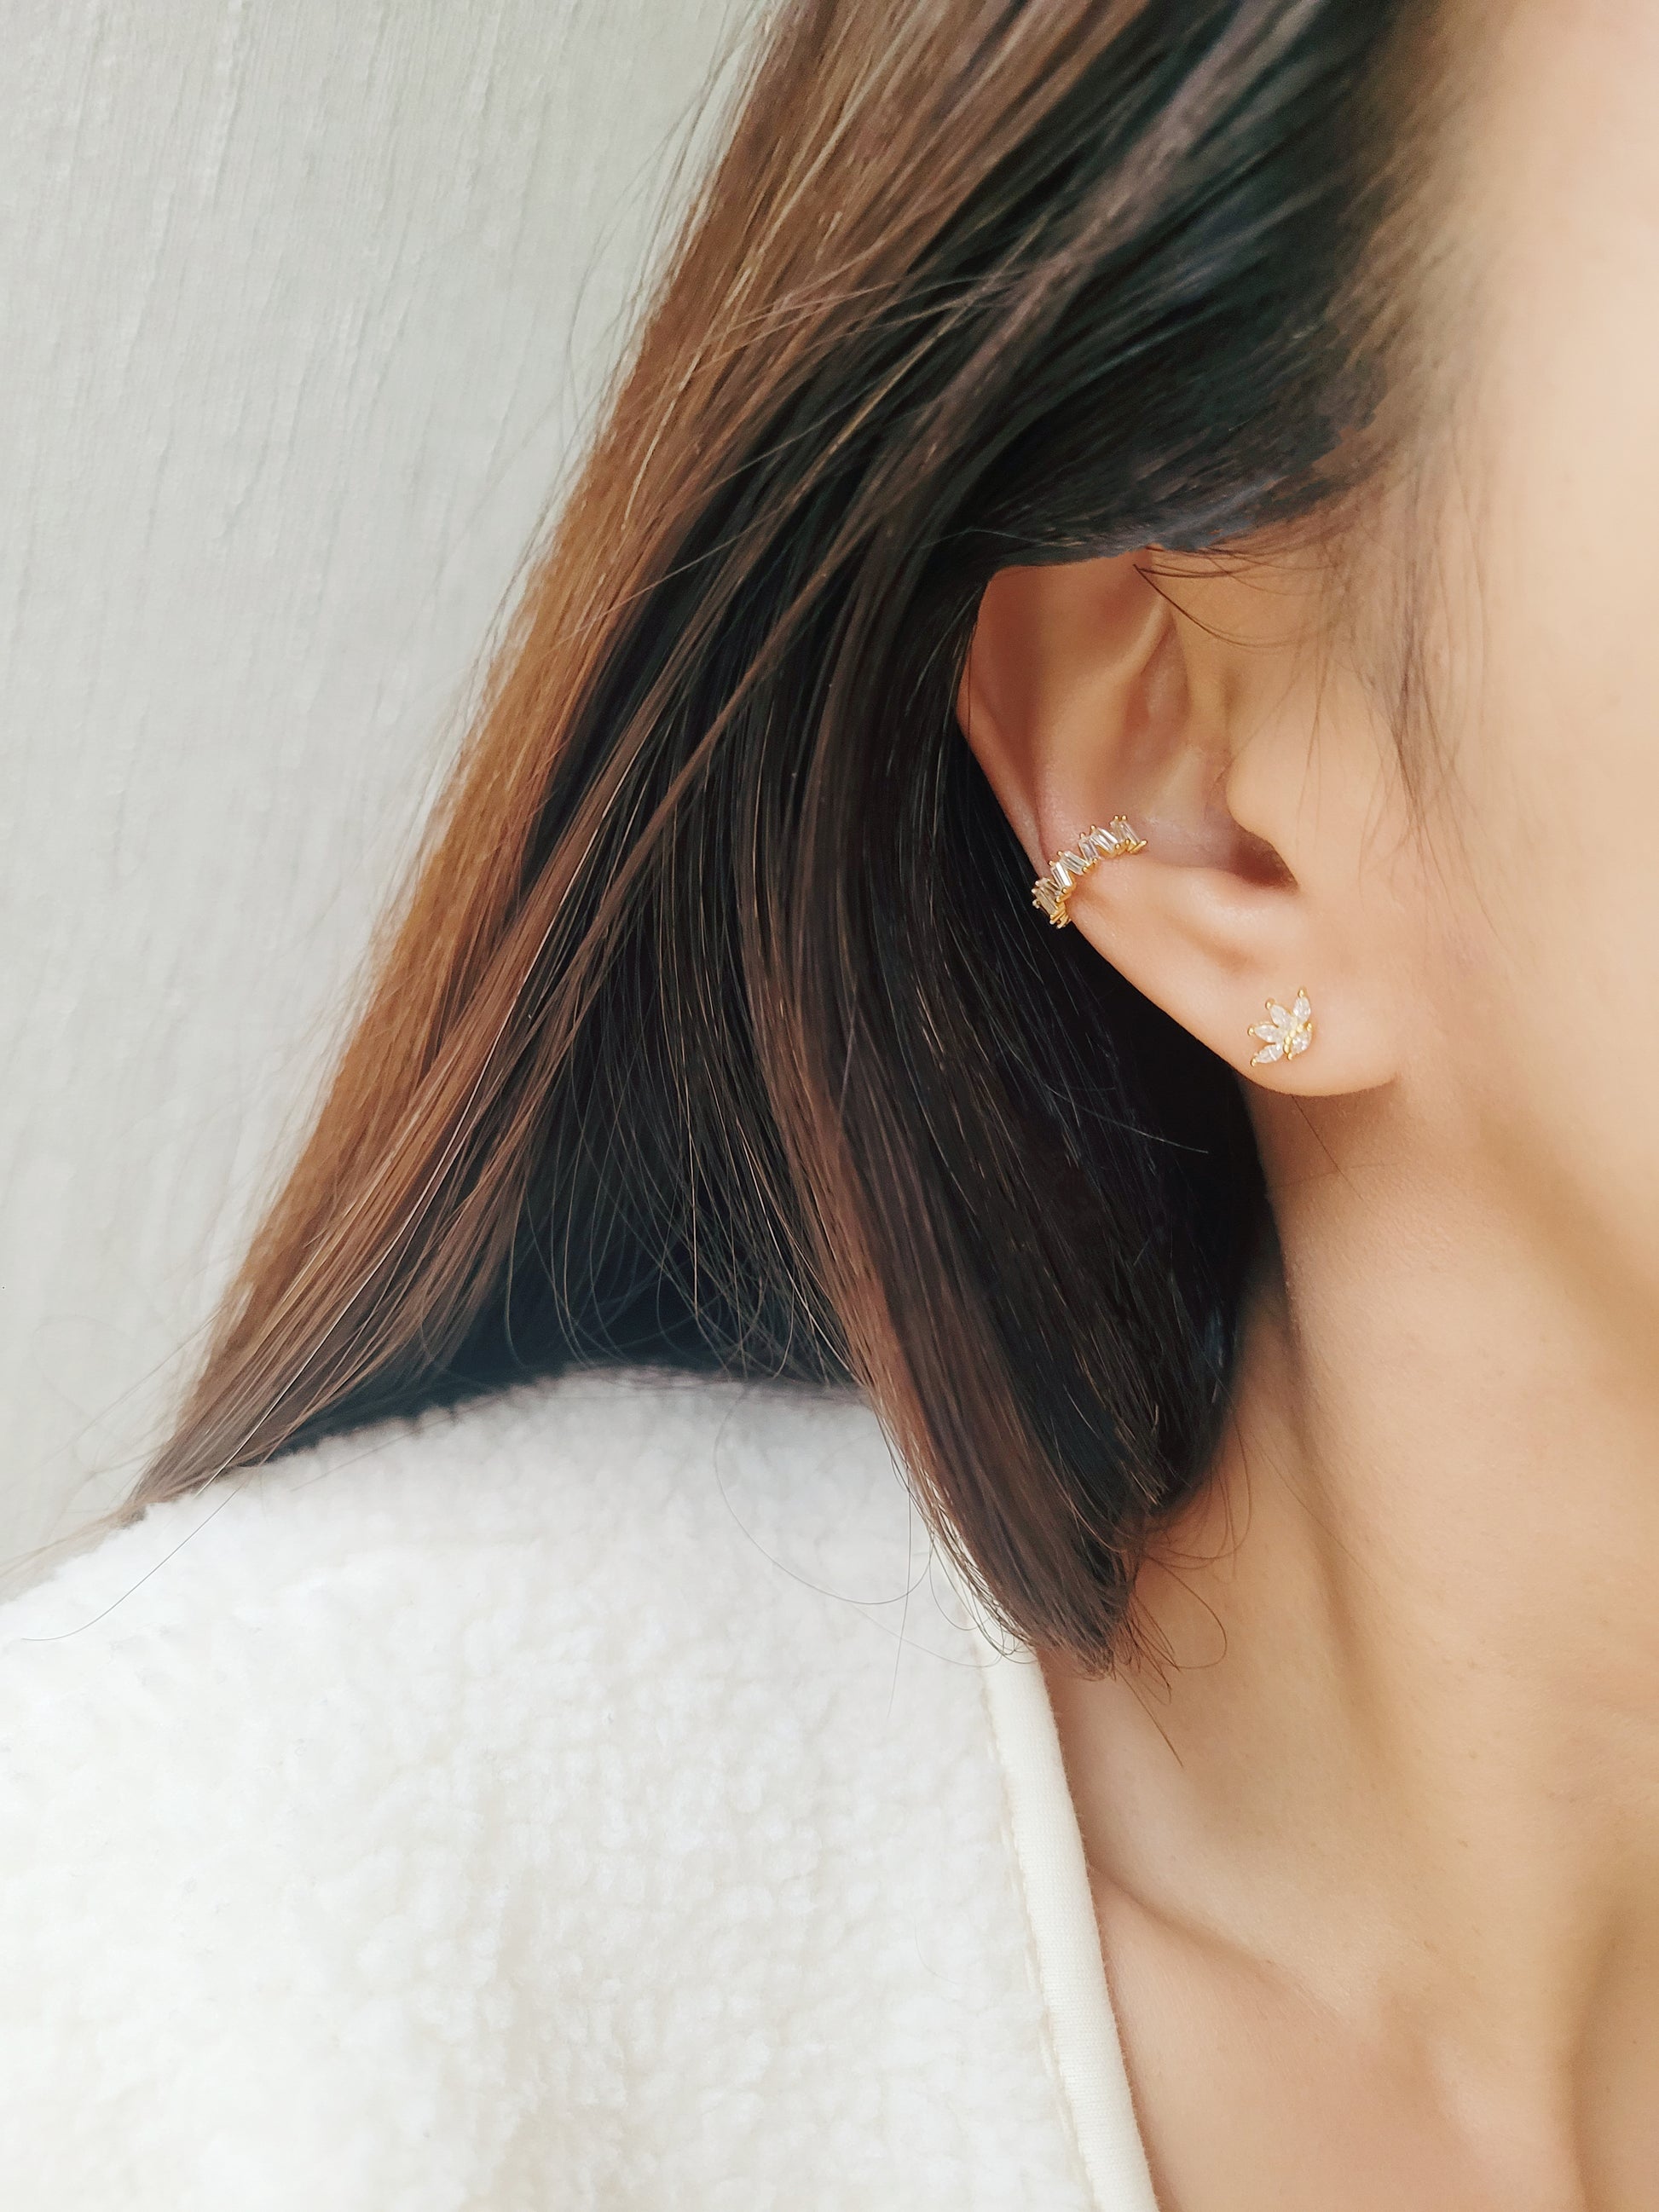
{"left": 1031, "top": 816, "right": 1146, "bottom": 927}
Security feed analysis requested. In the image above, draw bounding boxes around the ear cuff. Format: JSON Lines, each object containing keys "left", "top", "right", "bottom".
{"left": 1030, "top": 816, "right": 1146, "bottom": 927}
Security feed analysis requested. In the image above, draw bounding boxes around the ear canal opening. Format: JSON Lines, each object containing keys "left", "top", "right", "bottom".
{"left": 1234, "top": 825, "right": 1297, "bottom": 889}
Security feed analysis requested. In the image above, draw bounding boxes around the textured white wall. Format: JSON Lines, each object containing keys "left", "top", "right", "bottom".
{"left": 0, "top": 0, "right": 762, "bottom": 1578}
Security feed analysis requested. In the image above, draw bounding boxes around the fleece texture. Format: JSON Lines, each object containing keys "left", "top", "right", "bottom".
{"left": 0, "top": 1367, "right": 1153, "bottom": 2210}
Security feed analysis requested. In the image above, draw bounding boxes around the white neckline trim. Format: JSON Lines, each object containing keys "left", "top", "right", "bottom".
{"left": 970, "top": 1614, "right": 1162, "bottom": 2212}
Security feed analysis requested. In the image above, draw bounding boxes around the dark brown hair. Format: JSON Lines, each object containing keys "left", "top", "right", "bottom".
{"left": 131, "top": 0, "right": 1452, "bottom": 1666}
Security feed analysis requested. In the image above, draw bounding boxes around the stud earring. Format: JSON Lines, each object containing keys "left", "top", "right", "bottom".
{"left": 1031, "top": 816, "right": 1146, "bottom": 927}
{"left": 1249, "top": 988, "right": 1315, "bottom": 1066}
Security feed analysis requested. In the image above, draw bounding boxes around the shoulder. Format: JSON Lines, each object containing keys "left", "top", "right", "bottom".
{"left": 0, "top": 1370, "right": 1090, "bottom": 2207}
{"left": 0, "top": 1364, "right": 976, "bottom": 1753}
{"left": 0, "top": 1364, "right": 997, "bottom": 1931}
{"left": 6, "top": 1364, "right": 922, "bottom": 1622}
{"left": 0, "top": 1368, "right": 1009, "bottom": 2203}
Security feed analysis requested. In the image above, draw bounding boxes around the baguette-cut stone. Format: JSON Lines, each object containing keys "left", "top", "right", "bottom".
{"left": 1031, "top": 816, "right": 1144, "bottom": 932}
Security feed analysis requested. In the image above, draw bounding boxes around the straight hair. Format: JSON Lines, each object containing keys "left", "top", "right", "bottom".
{"left": 130, "top": 0, "right": 1450, "bottom": 1666}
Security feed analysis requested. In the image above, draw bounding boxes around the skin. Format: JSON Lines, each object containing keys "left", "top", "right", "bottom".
{"left": 957, "top": 3, "right": 1659, "bottom": 2206}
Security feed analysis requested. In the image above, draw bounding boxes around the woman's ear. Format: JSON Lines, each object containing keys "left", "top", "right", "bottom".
{"left": 957, "top": 549, "right": 1409, "bottom": 1096}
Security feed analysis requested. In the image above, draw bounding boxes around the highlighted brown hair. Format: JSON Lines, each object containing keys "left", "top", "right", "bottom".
{"left": 132, "top": 0, "right": 1450, "bottom": 1666}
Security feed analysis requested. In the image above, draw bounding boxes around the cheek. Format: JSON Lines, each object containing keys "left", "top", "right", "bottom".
{"left": 1413, "top": 0, "right": 1659, "bottom": 1285}
{"left": 1425, "top": 424, "right": 1659, "bottom": 1297}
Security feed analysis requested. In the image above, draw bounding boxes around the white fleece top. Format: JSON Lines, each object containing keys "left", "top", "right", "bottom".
{"left": 0, "top": 1367, "right": 1159, "bottom": 2211}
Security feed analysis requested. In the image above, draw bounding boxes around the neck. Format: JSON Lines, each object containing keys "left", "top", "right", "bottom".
{"left": 1045, "top": 1089, "right": 1659, "bottom": 2085}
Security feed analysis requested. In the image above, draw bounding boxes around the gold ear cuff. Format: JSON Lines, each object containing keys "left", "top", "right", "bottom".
{"left": 1031, "top": 817, "right": 1146, "bottom": 927}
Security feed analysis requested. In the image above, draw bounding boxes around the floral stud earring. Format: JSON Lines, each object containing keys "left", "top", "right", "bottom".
{"left": 1249, "top": 988, "right": 1315, "bottom": 1067}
